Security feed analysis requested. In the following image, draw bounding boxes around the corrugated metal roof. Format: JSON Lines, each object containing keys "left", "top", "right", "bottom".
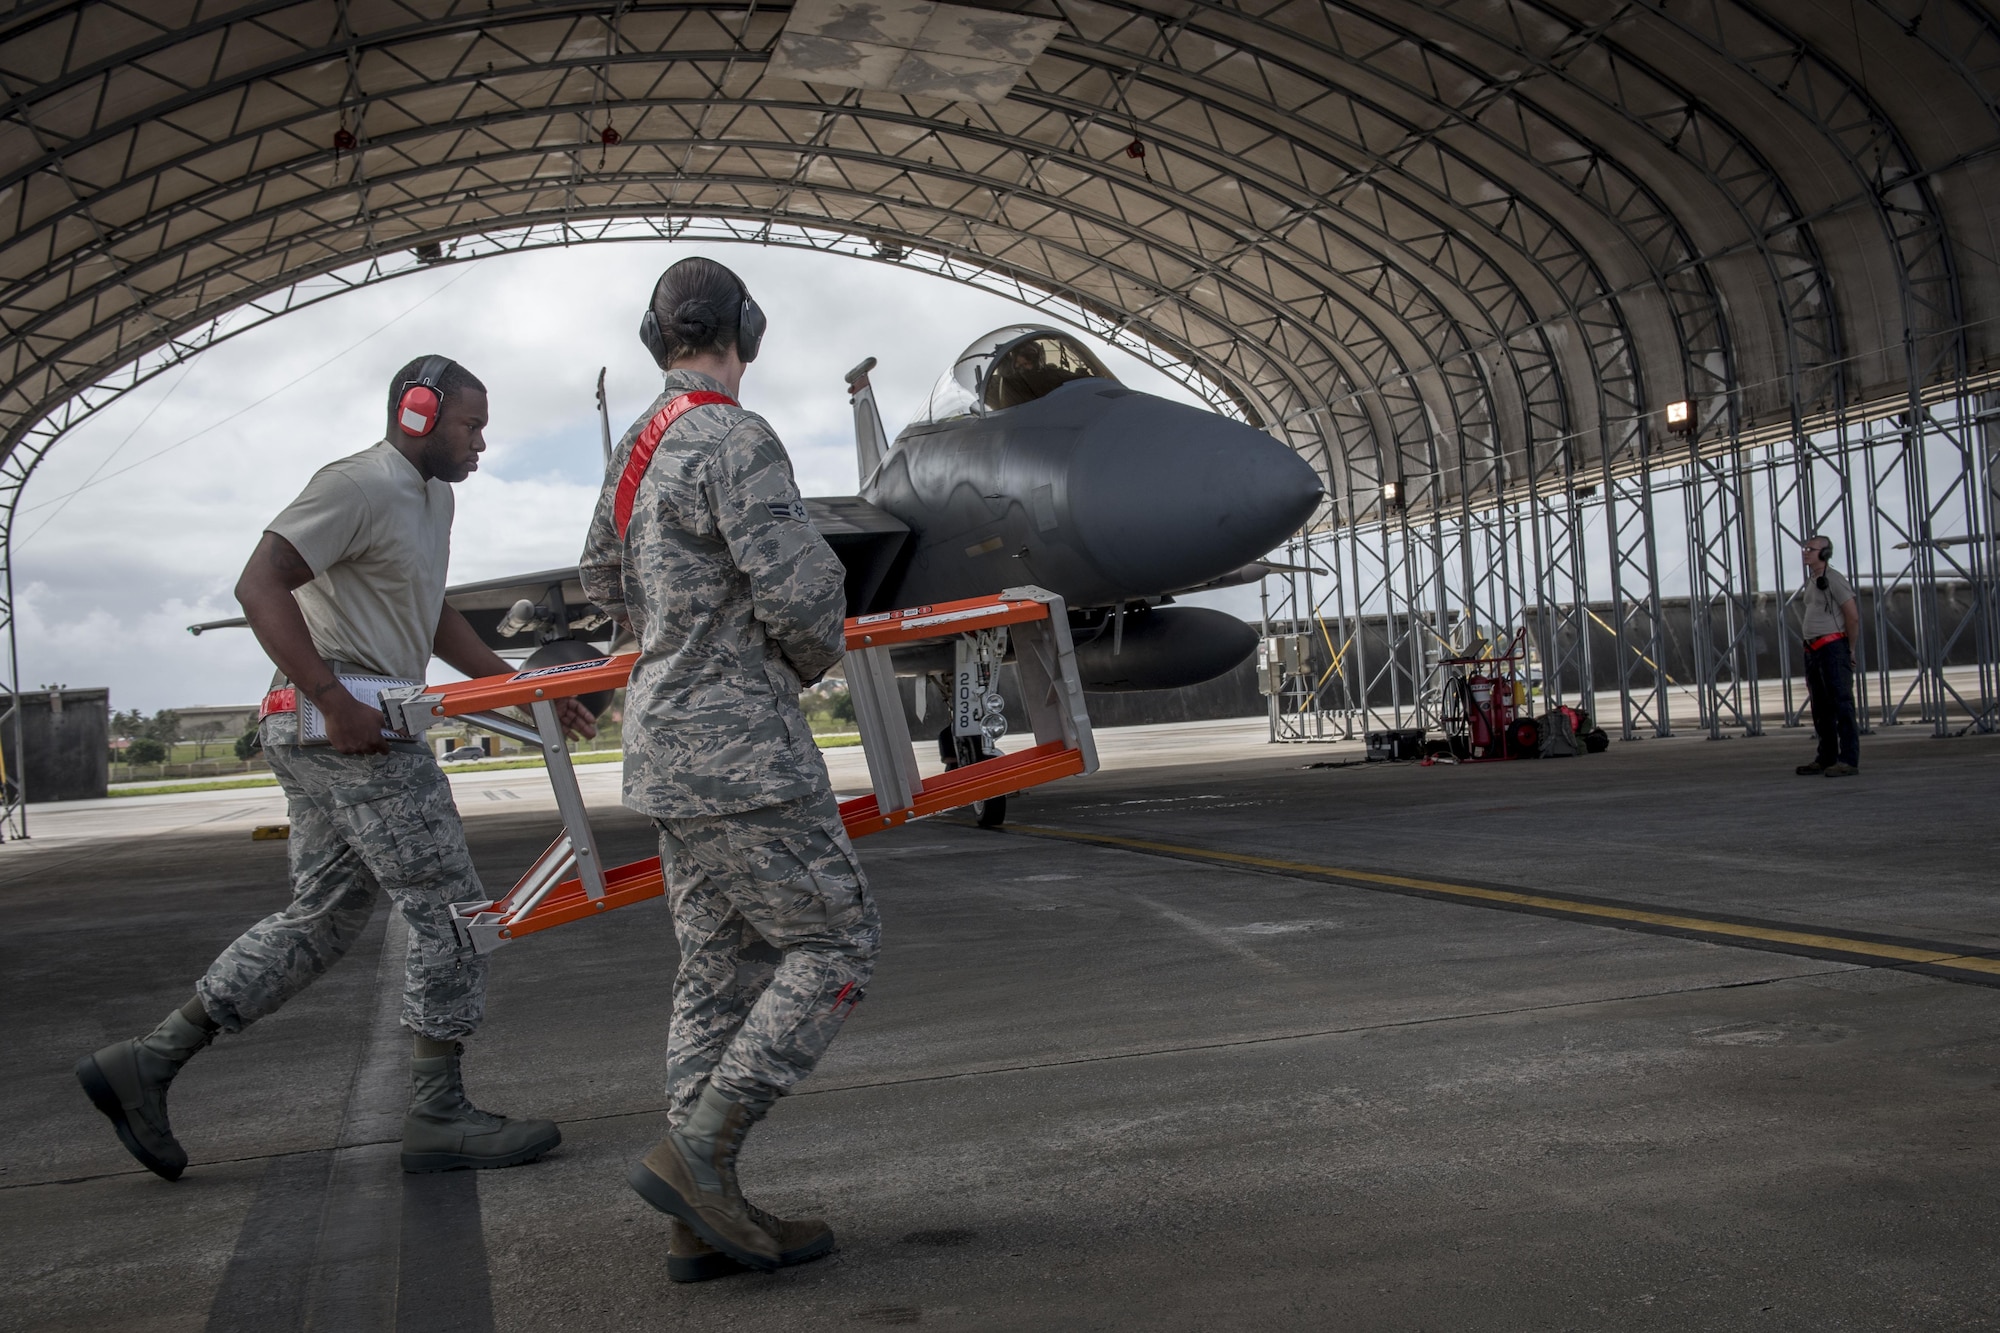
{"left": 0, "top": 0, "right": 1994, "bottom": 527}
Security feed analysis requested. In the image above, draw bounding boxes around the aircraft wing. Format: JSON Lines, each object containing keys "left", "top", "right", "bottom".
{"left": 187, "top": 499, "right": 912, "bottom": 652}
{"left": 445, "top": 567, "right": 610, "bottom": 649}
{"left": 187, "top": 567, "right": 612, "bottom": 654}
{"left": 807, "top": 495, "right": 910, "bottom": 614}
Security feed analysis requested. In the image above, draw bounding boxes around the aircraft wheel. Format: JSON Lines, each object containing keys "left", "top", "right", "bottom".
{"left": 973, "top": 794, "right": 1007, "bottom": 829}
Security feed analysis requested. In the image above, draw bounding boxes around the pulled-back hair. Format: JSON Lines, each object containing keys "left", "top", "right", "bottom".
{"left": 386, "top": 356, "right": 486, "bottom": 431}
{"left": 649, "top": 257, "right": 746, "bottom": 364}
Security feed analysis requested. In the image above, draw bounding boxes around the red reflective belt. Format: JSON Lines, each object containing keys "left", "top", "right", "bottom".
{"left": 1806, "top": 632, "right": 1845, "bottom": 651}
{"left": 259, "top": 687, "right": 297, "bottom": 718}
{"left": 612, "top": 391, "right": 738, "bottom": 539}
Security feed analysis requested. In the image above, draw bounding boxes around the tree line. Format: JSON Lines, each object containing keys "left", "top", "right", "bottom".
{"left": 105, "top": 682, "right": 855, "bottom": 768}
{"left": 110, "top": 709, "right": 257, "bottom": 765}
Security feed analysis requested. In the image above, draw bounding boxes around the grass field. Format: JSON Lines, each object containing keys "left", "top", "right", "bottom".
{"left": 106, "top": 734, "right": 863, "bottom": 799}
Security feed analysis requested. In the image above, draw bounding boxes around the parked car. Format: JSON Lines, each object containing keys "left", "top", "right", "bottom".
{"left": 440, "top": 745, "right": 488, "bottom": 762}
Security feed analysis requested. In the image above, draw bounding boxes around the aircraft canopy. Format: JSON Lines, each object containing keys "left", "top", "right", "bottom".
{"left": 914, "top": 327, "right": 1116, "bottom": 426}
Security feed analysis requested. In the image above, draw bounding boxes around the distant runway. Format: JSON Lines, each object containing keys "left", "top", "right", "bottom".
{"left": 6, "top": 718, "right": 1998, "bottom": 1329}
{"left": 18, "top": 716, "right": 1280, "bottom": 845}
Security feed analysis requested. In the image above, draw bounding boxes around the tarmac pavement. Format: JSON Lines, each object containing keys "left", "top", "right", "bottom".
{"left": 3, "top": 719, "right": 1997, "bottom": 1330}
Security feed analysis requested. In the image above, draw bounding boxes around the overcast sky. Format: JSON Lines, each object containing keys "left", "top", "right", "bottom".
{"left": 17, "top": 243, "right": 1260, "bottom": 713}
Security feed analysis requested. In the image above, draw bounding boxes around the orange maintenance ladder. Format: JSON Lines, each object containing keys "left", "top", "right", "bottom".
{"left": 378, "top": 587, "right": 1096, "bottom": 954}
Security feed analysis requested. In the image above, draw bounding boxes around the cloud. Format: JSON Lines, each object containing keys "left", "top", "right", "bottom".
{"left": 17, "top": 243, "right": 1218, "bottom": 712}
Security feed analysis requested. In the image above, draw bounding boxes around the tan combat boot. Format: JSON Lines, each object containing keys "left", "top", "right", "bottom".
{"left": 666, "top": 1206, "right": 837, "bottom": 1283}
{"left": 629, "top": 1085, "right": 782, "bottom": 1271}
{"left": 75, "top": 1007, "right": 214, "bottom": 1181}
{"left": 400, "top": 1042, "right": 562, "bottom": 1172}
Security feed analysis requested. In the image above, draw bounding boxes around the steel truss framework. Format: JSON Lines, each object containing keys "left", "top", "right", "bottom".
{"left": 1269, "top": 376, "right": 2000, "bottom": 744}
{"left": 0, "top": 1, "right": 1998, "bottom": 828}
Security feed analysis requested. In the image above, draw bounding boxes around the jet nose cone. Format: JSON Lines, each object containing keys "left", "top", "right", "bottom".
{"left": 1069, "top": 396, "right": 1324, "bottom": 595}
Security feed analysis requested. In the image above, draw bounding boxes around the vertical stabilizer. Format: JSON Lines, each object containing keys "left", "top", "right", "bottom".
{"left": 595, "top": 367, "right": 613, "bottom": 466}
{"left": 845, "top": 356, "right": 888, "bottom": 483}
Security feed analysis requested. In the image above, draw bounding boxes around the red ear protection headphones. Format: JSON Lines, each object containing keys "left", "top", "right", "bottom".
{"left": 397, "top": 355, "right": 453, "bottom": 436}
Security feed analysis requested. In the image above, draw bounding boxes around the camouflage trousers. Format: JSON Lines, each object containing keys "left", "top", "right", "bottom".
{"left": 659, "top": 788, "right": 880, "bottom": 1121}
{"left": 196, "top": 713, "right": 490, "bottom": 1040}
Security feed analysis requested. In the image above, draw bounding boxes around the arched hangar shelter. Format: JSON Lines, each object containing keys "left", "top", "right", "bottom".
{"left": 0, "top": 0, "right": 1996, "bottom": 812}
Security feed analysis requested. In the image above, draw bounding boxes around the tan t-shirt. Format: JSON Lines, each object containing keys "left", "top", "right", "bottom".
{"left": 1798, "top": 566, "right": 1855, "bottom": 640}
{"left": 266, "top": 440, "right": 453, "bottom": 682}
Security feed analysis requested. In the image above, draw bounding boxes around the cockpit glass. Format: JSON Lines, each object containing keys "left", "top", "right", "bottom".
{"left": 911, "top": 326, "right": 1117, "bottom": 426}
{"left": 981, "top": 333, "right": 1113, "bottom": 410}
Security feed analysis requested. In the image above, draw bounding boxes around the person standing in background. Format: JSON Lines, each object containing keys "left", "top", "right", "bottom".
{"left": 1796, "top": 534, "right": 1861, "bottom": 778}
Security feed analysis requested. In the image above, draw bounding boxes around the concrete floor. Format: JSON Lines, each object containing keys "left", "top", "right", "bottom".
{"left": 4, "top": 720, "right": 1998, "bottom": 1330}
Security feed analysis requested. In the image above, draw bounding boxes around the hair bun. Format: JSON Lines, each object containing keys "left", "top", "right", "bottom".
{"left": 670, "top": 299, "right": 720, "bottom": 342}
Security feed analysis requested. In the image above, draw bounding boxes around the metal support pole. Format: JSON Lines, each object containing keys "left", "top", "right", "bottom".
{"left": 529, "top": 699, "right": 606, "bottom": 900}
{"left": 0, "top": 541, "right": 21, "bottom": 839}
{"left": 1977, "top": 393, "right": 2000, "bottom": 730}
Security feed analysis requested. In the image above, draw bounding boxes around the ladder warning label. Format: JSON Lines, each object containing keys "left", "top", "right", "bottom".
{"left": 510, "top": 658, "right": 615, "bottom": 681}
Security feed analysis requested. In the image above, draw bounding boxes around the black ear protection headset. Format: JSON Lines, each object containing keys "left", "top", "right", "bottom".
{"left": 396, "top": 355, "right": 454, "bottom": 437}
{"left": 1810, "top": 537, "right": 1834, "bottom": 590}
{"left": 638, "top": 264, "right": 766, "bottom": 369}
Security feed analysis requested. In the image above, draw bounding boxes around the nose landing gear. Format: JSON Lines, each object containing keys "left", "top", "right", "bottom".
{"left": 932, "top": 627, "right": 1018, "bottom": 828}
{"left": 938, "top": 726, "right": 1009, "bottom": 827}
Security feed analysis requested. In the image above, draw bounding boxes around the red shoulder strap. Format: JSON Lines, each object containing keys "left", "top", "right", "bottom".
{"left": 612, "top": 391, "right": 738, "bottom": 540}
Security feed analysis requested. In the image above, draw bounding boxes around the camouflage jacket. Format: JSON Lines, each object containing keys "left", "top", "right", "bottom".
{"left": 579, "top": 369, "right": 848, "bottom": 819}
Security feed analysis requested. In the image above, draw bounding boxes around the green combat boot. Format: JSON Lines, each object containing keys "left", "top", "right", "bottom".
{"left": 400, "top": 1043, "right": 561, "bottom": 1173}
{"left": 75, "top": 1006, "right": 214, "bottom": 1181}
{"left": 666, "top": 1207, "right": 836, "bottom": 1283}
{"left": 628, "top": 1085, "right": 782, "bottom": 1271}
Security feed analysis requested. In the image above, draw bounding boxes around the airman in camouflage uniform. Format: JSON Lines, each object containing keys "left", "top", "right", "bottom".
{"left": 584, "top": 257, "right": 878, "bottom": 1279}
{"left": 75, "top": 356, "right": 568, "bottom": 1184}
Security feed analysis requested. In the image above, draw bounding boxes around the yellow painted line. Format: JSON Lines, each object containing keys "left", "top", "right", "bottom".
{"left": 1583, "top": 605, "right": 1681, "bottom": 686}
{"left": 1013, "top": 824, "right": 2000, "bottom": 978}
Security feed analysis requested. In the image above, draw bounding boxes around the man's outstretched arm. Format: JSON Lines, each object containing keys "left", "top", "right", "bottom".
{"left": 235, "top": 532, "right": 389, "bottom": 755}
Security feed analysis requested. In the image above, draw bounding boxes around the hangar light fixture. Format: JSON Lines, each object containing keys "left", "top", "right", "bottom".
{"left": 1664, "top": 399, "right": 1695, "bottom": 435}
{"left": 769, "top": 0, "right": 1062, "bottom": 106}
{"left": 1382, "top": 479, "right": 1404, "bottom": 509}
